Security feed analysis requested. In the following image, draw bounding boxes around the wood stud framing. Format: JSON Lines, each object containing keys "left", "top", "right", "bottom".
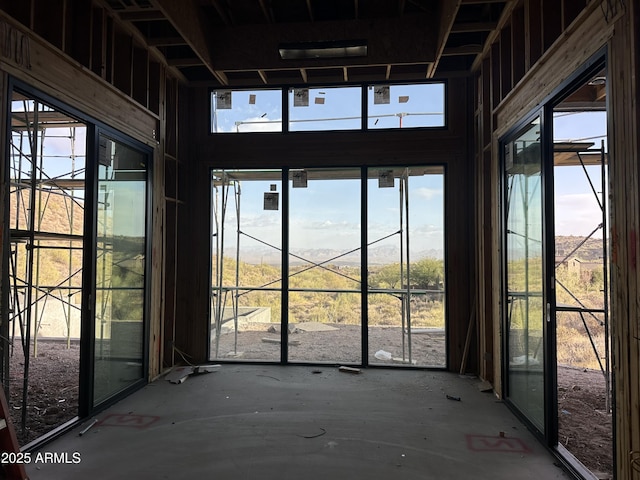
{"left": 473, "top": 1, "right": 640, "bottom": 478}
{"left": 1, "top": 2, "right": 640, "bottom": 478}
{"left": 608, "top": 4, "right": 640, "bottom": 478}
{"left": 0, "top": 2, "right": 181, "bottom": 382}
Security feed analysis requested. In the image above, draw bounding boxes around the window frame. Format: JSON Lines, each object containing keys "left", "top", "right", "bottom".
{"left": 209, "top": 81, "right": 448, "bottom": 135}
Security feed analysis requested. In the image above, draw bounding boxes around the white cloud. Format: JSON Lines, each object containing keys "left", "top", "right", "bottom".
{"left": 414, "top": 187, "right": 443, "bottom": 200}
{"left": 554, "top": 193, "right": 604, "bottom": 237}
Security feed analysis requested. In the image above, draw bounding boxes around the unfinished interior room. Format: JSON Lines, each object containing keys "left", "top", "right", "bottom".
{"left": 0, "top": 0, "right": 637, "bottom": 479}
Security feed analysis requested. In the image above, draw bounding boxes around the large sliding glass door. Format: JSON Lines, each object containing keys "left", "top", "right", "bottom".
{"left": 501, "top": 61, "right": 612, "bottom": 479}
{"left": 92, "top": 134, "right": 149, "bottom": 406}
{"left": 503, "top": 114, "right": 548, "bottom": 433}
{"left": 4, "top": 84, "right": 151, "bottom": 443}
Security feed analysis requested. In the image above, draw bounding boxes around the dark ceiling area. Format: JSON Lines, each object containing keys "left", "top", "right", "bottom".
{"left": 105, "top": 0, "right": 509, "bottom": 86}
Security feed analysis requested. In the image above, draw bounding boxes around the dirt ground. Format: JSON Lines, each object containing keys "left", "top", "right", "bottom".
{"left": 8, "top": 341, "right": 80, "bottom": 447}
{"left": 6, "top": 336, "right": 612, "bottom": 478}
{"left": 213, "top": 324, "right": 448, "bottom": 366}
{"left": 557, "top": 365, "right": 613, "bottom": 478}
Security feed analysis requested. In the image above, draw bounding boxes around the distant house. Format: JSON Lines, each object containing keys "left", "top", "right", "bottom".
{"left": 555, "top": 256, "right": 602, "bottom": 277}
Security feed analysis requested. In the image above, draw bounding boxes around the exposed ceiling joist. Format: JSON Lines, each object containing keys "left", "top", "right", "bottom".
{"left": 215, "top": 70, "right": 229, "bottom": 85}
{"left": 427, "top": 0, "right": 462, "bottom": 78}
{"left": 470, "top": 0, "right": 518, "bottom": 73}
{"left": 107, "top": 0, "right": 510, "bottom": 85}
{"left": 152, "top": 0, "right": 228, "bottom": 85}
{"left": 210, "top": 14, "right": 437, "bottom": 72}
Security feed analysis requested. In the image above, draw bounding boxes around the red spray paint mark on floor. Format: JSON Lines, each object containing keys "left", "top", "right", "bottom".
{"left": 465, "top": 434, "right": 531, "bottom": 453}
{"left": 97, "top": 413, "right": 161, "bottom": 429}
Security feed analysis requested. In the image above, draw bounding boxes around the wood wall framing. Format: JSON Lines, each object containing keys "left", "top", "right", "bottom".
{"left": 0, "top": 1, "right": 639, "bottom": 478}
{"left": 472, "top": 1, "right": 640, "bottom": 477}
{"left": 0, "top": 1, "right": 183, "bottom": 382}
{"left": 608, "top": 3, "right": 640, "bottom": 477}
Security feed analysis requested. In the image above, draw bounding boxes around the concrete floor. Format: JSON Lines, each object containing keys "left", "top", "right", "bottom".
{"left": 26, "top": 365, "right": 571, "bottom": 480}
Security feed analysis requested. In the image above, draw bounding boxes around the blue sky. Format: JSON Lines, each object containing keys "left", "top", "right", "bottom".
{"left": 212, "top": 83, "right": 445, "bottom": 133}
{"left": 552, "top": 110, "right": 607, "bottom": 238}
{"left": 212, "top": 86, "right": 607, "bottom": 265}
{"left": 213, "top": 169, "right": 445, "bottom": 262}
{"left": 212, "top": 85, "right": 447, "bottom": 261}
{"left": 12, "top": 89, "right": 605, "bottom": 251}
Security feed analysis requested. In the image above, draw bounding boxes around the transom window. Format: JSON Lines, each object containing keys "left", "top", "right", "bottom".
{"left": 210, "top": 82, "right": 446, "bottom": 134}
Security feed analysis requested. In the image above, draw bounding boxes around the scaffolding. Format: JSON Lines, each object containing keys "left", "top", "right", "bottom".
{"left": 554, "top": 141, "right": 611, "bottom": 413}
{"left": 6, "top": 92, "right": 86, "bottom": 435}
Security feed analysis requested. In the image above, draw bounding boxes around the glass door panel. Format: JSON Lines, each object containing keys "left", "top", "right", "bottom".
{"left": 552, "top": 68, "right": 612, "bottom": 475}
{"left": 367, "top": 167, "right": 446, "bottom": 367}
{"left": 94, "top": 135, "right": 148, "bottom": 406}
{"left": 7, "top": 91, "right": 86, "bottom": 442}
{"left": 210, "top": 170, "right": 282, "bottom": 361}
{"left": 287, "top": 168, "right": 361, "bottom": 363}
{"left": 504, "top": 117, "right": 546, "bottom": 432}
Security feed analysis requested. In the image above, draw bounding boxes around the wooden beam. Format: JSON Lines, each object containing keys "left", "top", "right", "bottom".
{"left": 427, "top": 0, "right": 461, "bottom": 78}
{"left": 300, "top": 68, "right": 308, "bottom": 83}
{"left": 258, "top": 69, "right": 268, "bottom": 84}
{"left": 385, "top": 64, "right": 391, "bottom": 79}
{"left": 511, "top": 4, "right": 525, "bottom": 85}
{"left": 608, "top": 5, "right": 640, "bottom": 479}
{"left": 306, "top": 0, "right": 315, "bottom": 22}
{"left": 214, "top": 70, "right": 229, "bottom": 85}
{"left": 499, "top": 24, "right": 512, "bottom": 98}
{"left": 343, "top": 66, "right": 348, "bottom": 82}
{"left": 211, "top": 14, "right": 438, "bottom": 71}
{"left": 152, "top": 0, "right": 228, "bottom": 85}
{"left": 470, "top": 1, "right": 519, "bottom": 73}
{"left": 0, "top": 12, "right": 158, "bottom": 144}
